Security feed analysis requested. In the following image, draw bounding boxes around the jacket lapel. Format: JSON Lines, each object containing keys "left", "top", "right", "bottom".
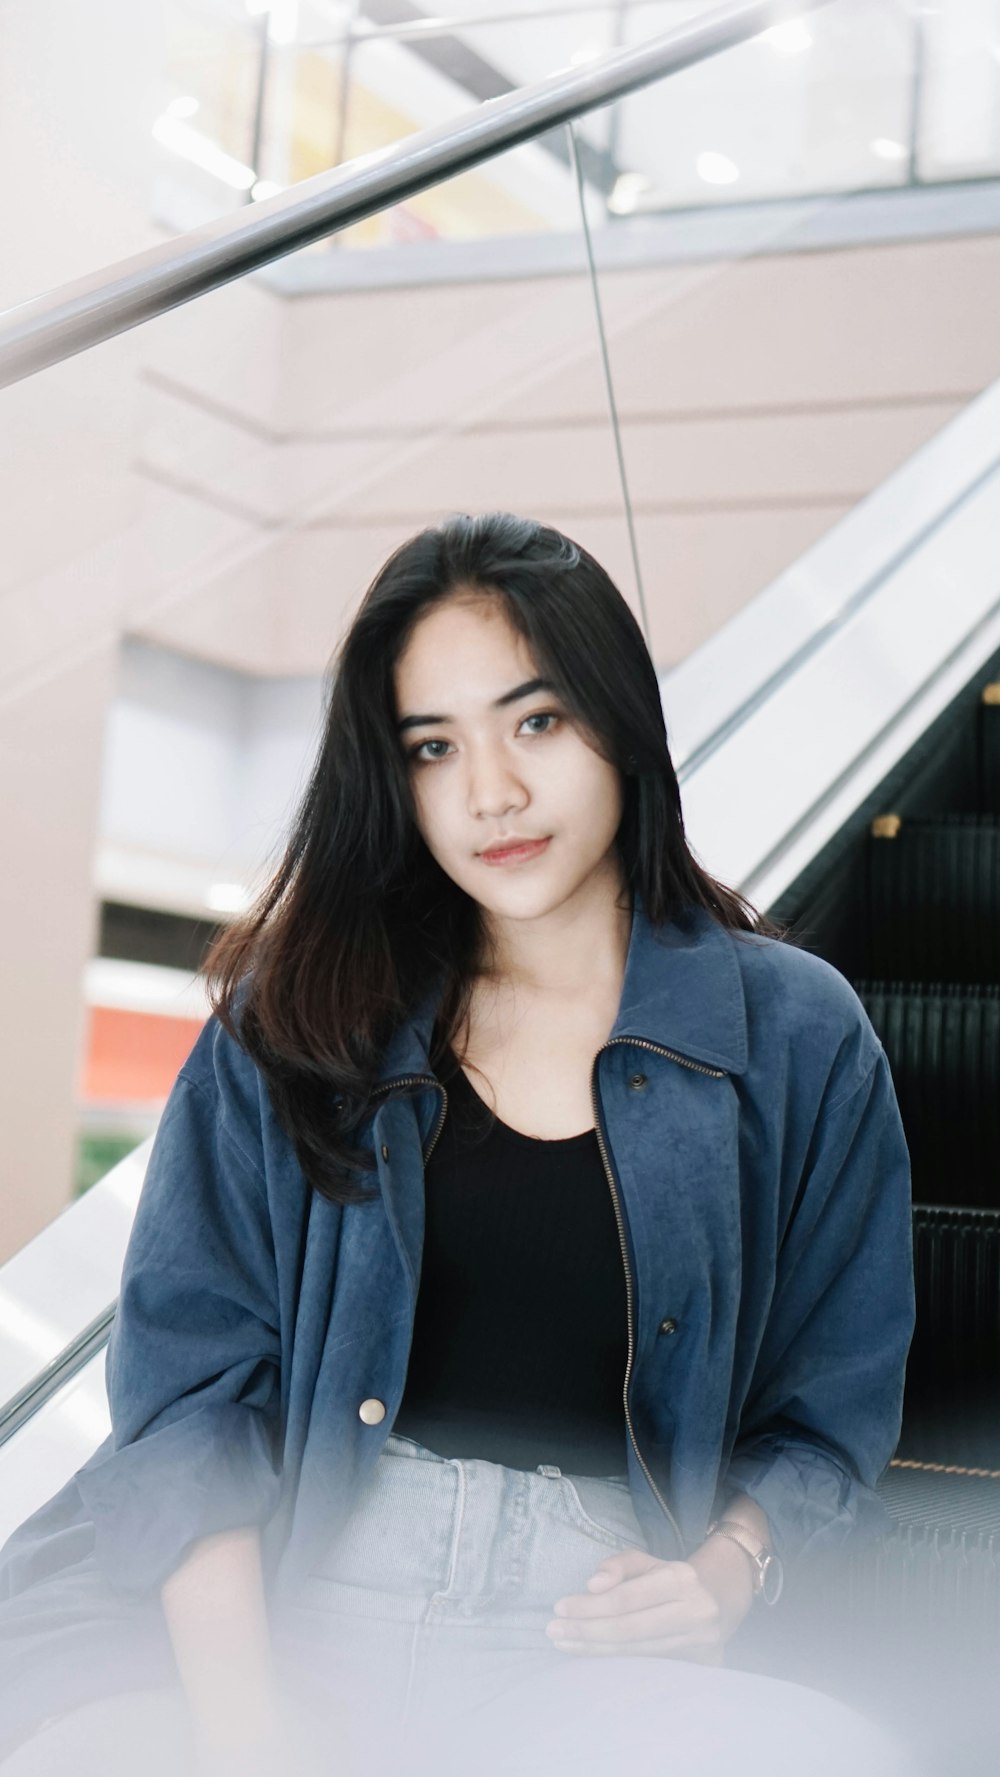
{"left": 610, "top": 894, "right": 750, "bottom": 1075}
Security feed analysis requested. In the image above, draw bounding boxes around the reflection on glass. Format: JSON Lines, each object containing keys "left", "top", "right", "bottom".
{"left": 151, "top": 0, "right": 1000, "bottom": 254}
{"left": 6, "top": 0, "right": 1000, "bottom": 306}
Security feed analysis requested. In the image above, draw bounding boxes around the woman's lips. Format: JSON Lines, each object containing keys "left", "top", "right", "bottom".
{"left": 479, "top": 837, "right": 551, "bottom": 866}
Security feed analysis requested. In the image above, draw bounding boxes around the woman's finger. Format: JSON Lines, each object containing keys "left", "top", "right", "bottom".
{"left": 579, "top": 1548, "right": 671, "bottom": 1592}
{"left": 556, "top": 1559, "right": 701, "bottom": 1622}
{"left": 548, "top": 1589, "right": 720, "bottom": 1648}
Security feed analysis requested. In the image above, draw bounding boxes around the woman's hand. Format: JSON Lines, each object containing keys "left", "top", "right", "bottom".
{"left": 545, "top": 1535, "right": 756, "bottom": 1662}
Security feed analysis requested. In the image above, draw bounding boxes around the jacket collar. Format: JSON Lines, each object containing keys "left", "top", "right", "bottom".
{"left": 377, "top": 889, "right": 750, "bottom": 1086}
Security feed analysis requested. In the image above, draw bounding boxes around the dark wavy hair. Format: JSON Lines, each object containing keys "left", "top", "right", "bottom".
{"left": 203, "top": 511, "right": 787, "bottom": 1206}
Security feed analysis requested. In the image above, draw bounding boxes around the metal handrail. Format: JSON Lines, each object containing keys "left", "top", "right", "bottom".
{"left": 0, "top": 1306, "right": 117, "bottom": 1450}
{"left": 0, "top": 0, "right": 833, "bottom": 389}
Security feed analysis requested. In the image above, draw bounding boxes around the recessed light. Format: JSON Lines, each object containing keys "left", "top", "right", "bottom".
{"left": 762, "top": 21, "right": 813, "bottom": 54}
{"left": 696, "top": 151, "right": 740, "bottom": 186}
{"left": 152, "top": 113, "right": 257, "bottom": 191}
{"left": 206, "top": 882, "right": 251, "bottom": 913}
{"left": 608, "top": 172, "right": 654, "bottom": 214}
{"left": 871, "top": 137, "right": 908, "bottom": 162}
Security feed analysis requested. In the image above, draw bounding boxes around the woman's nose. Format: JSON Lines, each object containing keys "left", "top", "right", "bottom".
{"left": 466, "top": 750, "right": 528, "bottom": 819}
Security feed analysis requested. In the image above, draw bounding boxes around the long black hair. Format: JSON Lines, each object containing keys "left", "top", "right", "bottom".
{"left": 204, "top": 512, "right": 787, "bottom": 1206}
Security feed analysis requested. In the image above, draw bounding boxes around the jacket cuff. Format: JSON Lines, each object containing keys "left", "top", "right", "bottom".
{"left": 76, "top": 1401, "right": 282, "bottom": 1599}
{"left": 720, "top": 1435, "right": 891, "bottom": 1563}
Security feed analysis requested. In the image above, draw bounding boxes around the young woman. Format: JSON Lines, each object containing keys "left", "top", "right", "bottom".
{"left": 0, "top": 513, "right": 914, "bottom": 1777}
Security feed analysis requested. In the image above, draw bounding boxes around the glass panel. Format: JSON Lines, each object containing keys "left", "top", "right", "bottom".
{"left": 0, "top": 0, "right": 164, "bottom": 307}
{"left": 0, "top": 1353, "right": 110, "bottom": 1545}
{"left": 917, "top": 0, "right": 1000, "bottom": 184}
{"left": 249, "top": 4, "right": 620, "bottom": 251}
{"left": 612, "top": 0, "right": 916, "bottom": 212}
{"left": 581, "top": 17, "right": 1000, "bottom": 678}
{"left": 0, "top": 135, "right": 635, "bottom": 1260}
{"left": 9, "top": 0, "right": 1000, "bottom": 315}
{"left": 0, "top": 1151, "right": 141, "bottom": 1412}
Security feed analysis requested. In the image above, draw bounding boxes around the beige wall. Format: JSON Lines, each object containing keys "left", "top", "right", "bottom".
{"left": 134, "top": 233, "right": 1000, "bottom": 676}
{"left": 0, "top": 0, "right": 161, "bottom": 1258}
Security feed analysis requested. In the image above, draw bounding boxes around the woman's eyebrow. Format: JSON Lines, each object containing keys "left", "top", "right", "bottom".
{"left": 396, "top": 677, "right": 556, "bottom": 733}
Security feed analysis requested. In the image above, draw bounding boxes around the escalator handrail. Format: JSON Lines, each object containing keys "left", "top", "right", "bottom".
{"left": 0, "top": 0, "right": 834, "bottom": 388}
{"left": 0, "top": 1305, "right": 117, "bottom": 1450}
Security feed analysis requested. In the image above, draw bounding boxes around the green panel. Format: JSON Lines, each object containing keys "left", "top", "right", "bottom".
{"left": 74, "top": 1130, "right": 144, "bottom": 1198}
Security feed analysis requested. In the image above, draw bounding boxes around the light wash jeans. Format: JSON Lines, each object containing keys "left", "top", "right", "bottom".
{"left": 0, "top": 1432, "right": 912, "bottom": 1777}
{"left": 270, "top": 1431, "right": 910, "bottom": 1777}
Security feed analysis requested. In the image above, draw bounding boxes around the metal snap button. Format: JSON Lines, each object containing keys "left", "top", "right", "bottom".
{"left": 380, "top": 1143, "right": 390, "bottom": 1161}
{"left": 359, "top": 1398, "right": 386, "bottom": 1425}
{"left": 628, "top": 1072, "right": 648, "bottom": 1091}
{"left": 659, "top": 1317, "right": 678, "bottom": 1336}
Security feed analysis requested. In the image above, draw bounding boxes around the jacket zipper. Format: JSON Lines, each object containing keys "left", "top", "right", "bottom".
{"left": 371, "top": 1073, "right": 448, "bottom": 1164}
{"left": 591, "top": 1036, "right": 726, "bottom": 1557}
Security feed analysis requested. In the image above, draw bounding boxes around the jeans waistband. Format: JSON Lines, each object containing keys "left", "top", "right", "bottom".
{"left": 383, "top": 1429, "right": 629, "bottom": 1485}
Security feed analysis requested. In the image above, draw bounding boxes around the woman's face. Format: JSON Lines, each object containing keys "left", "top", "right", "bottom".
{"left": 394, "top": 592, "right": 625, "bottom": 926}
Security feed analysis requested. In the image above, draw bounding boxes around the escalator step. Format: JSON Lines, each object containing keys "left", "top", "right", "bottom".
{"left": 747, "top": 1467, "right": 1000, "bottom": 1747}
{"left": 855, "top": 1465, "right": 1000, "bottom": 1638}
{"left": 853, "top": 981, "right": 1000, "bottom": 1206}
{"left": 867, "top": 814, "right": 1000, "bottom": 981}
{"left": 899, "top": 1205, "right": 1000, "bottom": 1467}
{"left": 879, "top": 1462, "right": 1000, "bottom": 1539}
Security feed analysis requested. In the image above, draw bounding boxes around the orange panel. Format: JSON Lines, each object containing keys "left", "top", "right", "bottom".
{"left": 82, "top": 1006, "right": 207, "bottom": 1104}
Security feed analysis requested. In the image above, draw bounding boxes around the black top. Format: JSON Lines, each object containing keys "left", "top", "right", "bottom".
{"left": 393, "top": 1050, "right": 630, "bottom": 1476}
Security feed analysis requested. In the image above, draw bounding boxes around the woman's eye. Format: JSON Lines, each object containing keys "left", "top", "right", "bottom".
{"left": 409, "top": 739, "right": 452, "bottom": 764}
{"left": 519, "top": 711, "right": 559, "bottom": 735}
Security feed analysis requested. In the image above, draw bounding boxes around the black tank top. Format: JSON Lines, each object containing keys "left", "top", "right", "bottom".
{"left": 393, "top": 1051, "right": 630, "bottom": 1476}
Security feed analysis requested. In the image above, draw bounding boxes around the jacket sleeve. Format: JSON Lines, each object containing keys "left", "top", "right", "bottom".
{"left": 719, "top": 1044, "right": 915, "bottom": 1563}
{"left": 75, "top": 1031, "right": 284, "bottom": 1599}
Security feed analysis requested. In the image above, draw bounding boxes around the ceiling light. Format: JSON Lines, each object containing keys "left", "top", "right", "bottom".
{"left": 608, "top": 172, "right": 653, "bottom": 215}
{"left": 243, "top": 0, "right": 299, "bottom": 37}
{"left": 267, "top": 0, "right": 299, "bottom": 42}
{"left": 762, "top": 21, "right": 813, "bottom": 54}
{"left": 152, "top": 112, "right": 257, "bottom": 190}
{"left": 165, "top": 95, "right": 199, "bottom": 120}
{"left": 250, "top": 178, "right": 284, "bottom": 201}
{"left": 206, "top": 882, "right": 251, "bottom": 914}
{"left": 696, "top": 151, "right": 740, "bottom": 186}
{"left": 871, "top": 136, "right": 908, "bottom": 161}
{"left": 569, "top": 41, "right": 604, "bottom": 68}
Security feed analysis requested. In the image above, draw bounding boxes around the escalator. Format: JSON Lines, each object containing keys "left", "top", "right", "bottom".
{"left": 753, "top": 662, "right": 1000, "bottom": 1767}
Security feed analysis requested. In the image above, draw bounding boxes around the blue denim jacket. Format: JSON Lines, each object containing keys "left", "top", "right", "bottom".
{"left": 0, "top": 895, "right": 914, "bottom": 1736}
